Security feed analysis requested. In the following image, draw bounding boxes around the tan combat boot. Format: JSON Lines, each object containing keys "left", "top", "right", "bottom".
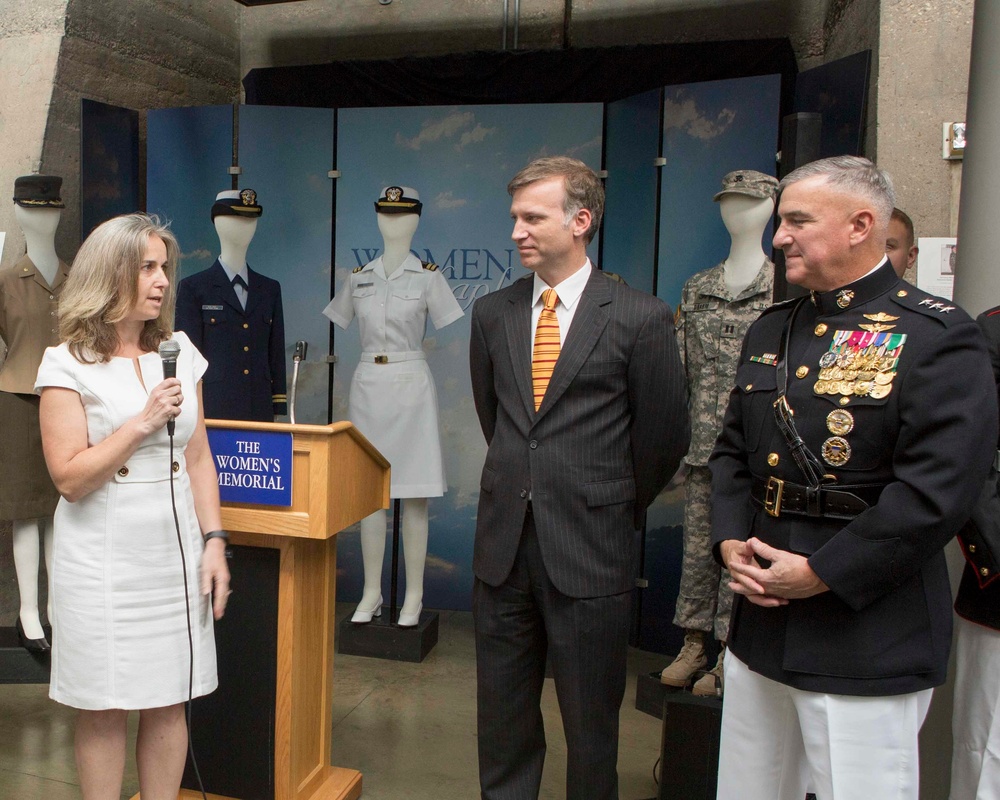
{"left": 660, "top": 630, "right": 708, "bottom": 686}
{"left": 692, "top": 647, "right": 725, "bottom": 698}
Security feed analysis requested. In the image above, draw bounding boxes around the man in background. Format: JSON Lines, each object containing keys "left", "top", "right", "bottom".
{"left": 886, "top": 206, "right": 919, "bottom": 279}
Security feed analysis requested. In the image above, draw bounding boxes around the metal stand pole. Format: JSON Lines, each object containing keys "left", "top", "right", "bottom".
{"left": 389, "top": 498, "right": 401, "bottom": 625}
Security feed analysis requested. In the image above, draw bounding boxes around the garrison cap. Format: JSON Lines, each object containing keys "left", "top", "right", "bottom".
{"left": 13, "top": 175, "right": 65, "bottom": 209}
{"left": 211, "top": 188, "right": 263, "bottom": 221}
{"left": 375, "top": 186, "right": 422, "bottom": 216}
{"left": 713, "top": 170, "right": 778, "bottom": 202}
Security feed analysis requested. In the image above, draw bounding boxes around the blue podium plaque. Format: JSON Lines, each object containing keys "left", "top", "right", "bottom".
{"left": 208, "top": 428, "right": 293, "bottom": 507}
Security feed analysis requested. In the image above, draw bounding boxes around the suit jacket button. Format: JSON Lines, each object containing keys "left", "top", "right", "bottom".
{"left": 519, "top": 489, "right": 528, "bottom": 499}
{"left": 529, "top": 440, "right": 538, "bottom": 449}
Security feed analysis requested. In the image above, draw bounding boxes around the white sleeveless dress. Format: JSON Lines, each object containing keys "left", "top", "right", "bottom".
{"left": 34, "top": 331, "right": 218, "bottom": 710}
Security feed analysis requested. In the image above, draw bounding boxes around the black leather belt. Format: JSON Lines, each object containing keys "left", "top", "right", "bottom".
{"left": 750, "top": 476, "right": 883, "bottom": 520}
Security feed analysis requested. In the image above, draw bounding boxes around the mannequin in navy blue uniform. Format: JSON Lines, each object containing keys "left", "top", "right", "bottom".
{"left": 175, "top": 190, "right": 287, "bottom": 421}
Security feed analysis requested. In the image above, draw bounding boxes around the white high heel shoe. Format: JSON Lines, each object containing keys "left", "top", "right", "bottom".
{"left": 396, "top": 602, "right": 422, "bottom": 628}
{"left": 351, "top": 594, "right": 383, "bottom": 624}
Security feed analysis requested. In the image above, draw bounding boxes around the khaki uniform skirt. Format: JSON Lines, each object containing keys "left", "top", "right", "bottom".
{"left": 0, "top": 392, "right": 59, "bottom": 520}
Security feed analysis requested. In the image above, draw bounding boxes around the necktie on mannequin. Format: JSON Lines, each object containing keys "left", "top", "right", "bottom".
{"left": 232, "top": 274, "right": 248, "bottom": 310}
{"left": 532, "top": 288, "right": 560, "bottom": 411}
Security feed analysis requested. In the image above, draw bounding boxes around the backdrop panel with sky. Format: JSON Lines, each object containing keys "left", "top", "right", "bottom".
{"left": 142, "top": 74, "right": 780, "bottom": 652}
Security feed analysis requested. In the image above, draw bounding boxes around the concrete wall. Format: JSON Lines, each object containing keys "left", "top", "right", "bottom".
{"left": 877, "top": 0, "right": 972, "bottom": 239}
{"left": 0, "top": 0, "right": 67, "bottom": 270}
{"left": 239, "top": 0, "right": 833, "bottom": 71}
{"left": 35, "top": 0, "right": 242, "bottom": 265}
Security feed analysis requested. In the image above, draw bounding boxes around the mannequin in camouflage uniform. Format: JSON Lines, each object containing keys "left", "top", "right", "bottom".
{"left": 661, "top": 170, "right": 778, "bottom": 696}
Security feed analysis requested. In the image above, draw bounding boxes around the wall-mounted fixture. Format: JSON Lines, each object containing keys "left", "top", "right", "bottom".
{"left": 943, "top": 122, "right": 966, "bottom": 160}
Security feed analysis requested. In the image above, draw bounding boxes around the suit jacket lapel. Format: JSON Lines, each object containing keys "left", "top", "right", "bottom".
{"left": 535, "top": 270, "right": 612, "bottom": 421}
{"left": 503, "top": 278, "right": 536, "bottom": 419}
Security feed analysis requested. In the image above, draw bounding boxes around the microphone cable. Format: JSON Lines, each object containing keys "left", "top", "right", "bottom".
{"left": 168, "top": 420, "right": 209, "bottom": 800}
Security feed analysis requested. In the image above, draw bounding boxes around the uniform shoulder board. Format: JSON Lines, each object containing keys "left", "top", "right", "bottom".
{"left": 889, "top": 285, "right": 970, "bottom": 327}
{"left": 421, "top": 260, "right": 438, "bottom": 272}
{"left": 352, "top": 266, "right": 364, "bottom": 273}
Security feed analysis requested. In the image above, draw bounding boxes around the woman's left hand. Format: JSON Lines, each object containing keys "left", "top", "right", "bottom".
{"left": 201, "top": 537, "right": 231, "bottom": 620}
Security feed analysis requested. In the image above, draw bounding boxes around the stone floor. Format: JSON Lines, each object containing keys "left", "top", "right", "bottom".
{"left": 0, "top": 605, "right": 666, "bottom": 799}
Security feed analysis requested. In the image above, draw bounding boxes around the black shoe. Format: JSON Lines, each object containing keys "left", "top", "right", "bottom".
{"left": 16, "top": 617, "right": 51, "bottom": 653}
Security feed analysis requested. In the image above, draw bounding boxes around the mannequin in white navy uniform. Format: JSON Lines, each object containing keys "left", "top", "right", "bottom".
{"left": 663, "top": 169, "right": 777, "bottom": 696}
{"left": 324, "top": 186, "right": 463, "bottom": 628}
{"left": 1, "top": 178, "right": 70, "bottom": 649}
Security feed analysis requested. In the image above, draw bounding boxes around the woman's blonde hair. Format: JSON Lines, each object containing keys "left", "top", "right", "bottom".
{"left": 59, "top": 213, "right": 179, "bottom": 363}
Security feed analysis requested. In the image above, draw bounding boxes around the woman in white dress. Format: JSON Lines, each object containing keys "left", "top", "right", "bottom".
{"left": 35, "top": 214, "right": 230, "bottom": 800}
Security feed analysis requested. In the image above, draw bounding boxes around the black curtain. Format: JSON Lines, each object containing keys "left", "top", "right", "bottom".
{"left": 244, "top": 41, "right": 797, "bottom": 109}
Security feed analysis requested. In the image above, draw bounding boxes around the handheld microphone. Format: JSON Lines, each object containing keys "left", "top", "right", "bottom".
{"left": 159, "top": 340, "right": 181, "bottom": 436}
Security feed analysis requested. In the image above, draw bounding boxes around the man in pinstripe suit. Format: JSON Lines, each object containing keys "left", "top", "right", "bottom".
{"left": 469, "top": 157, "right": 689, "bottom": 799}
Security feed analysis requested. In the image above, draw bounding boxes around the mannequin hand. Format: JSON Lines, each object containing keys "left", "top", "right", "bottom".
{"left": 137, "top": 378, "right": 183, "bottom": 434}
{"left": 201, "top": 537, "right": 231, "bottom": 620}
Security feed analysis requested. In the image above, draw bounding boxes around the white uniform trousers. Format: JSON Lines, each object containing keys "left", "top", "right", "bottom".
{"left": 717, "top": 652, "right": 932, "bottom": 800}
{"left": 950, "top": 616, "right": 1000, "bottom": 800}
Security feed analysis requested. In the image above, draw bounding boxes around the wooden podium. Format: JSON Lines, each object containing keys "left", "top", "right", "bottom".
{"left": 155, "top": 420, "right": 389, "bottom": 800}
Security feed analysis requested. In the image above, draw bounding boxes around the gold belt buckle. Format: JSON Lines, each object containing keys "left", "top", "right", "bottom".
{"left": 764, "top": 476, "right": 784, "bottom": 517}
{"left": 374, "top": 355, "right": 389, "bottom": 364}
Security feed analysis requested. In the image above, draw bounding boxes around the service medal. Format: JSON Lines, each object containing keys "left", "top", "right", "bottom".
{"left": 826, "top": 409, "right": 854, "bottom": 436}
{"left": 870, "top": 383, "right": 893, "bottom": 399}
{"left": 853, "top": 381, "right": 873, "bottom": 396}
{"left": 814, "top": 380, "right": 830, "bottom": 395}
{"left": 822, "top": 437, "right": 852, "bottom": 466}
{"left": 819, "top": 352, "right": 838, "bottom": 368}
{"left": 874, "top": 371, "right": 894, "bottom": 386}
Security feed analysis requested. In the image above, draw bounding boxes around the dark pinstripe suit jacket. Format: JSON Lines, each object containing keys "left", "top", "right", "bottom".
{"left": 469, "top": 270, "right": 689, "bottom": 599}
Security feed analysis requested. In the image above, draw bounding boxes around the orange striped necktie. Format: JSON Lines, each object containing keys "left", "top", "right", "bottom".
{"left": 532, "top": 288, "right": 560, "bottom": 411}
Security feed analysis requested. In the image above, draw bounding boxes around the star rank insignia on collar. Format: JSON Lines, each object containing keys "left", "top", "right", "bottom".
{"left": 918, "top": 298, "right": 955, "bottom": 313}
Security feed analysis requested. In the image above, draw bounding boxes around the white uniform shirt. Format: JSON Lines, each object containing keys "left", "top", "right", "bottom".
{"left": 530, "top": 259, "right": 592, "bottom": 348}
{"left": 323, "top": 254, "right": 463, "bottom": 347}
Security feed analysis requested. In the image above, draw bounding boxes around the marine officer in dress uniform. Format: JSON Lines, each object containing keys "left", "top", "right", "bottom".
{"left": 175, "top": 189, "right": 287, "bottom": 421}
{"left": 950, "top": 303, "right": 1000, "bottom": 800}
{"left": 709, "top": 156, "right": 997, "bottom": 800}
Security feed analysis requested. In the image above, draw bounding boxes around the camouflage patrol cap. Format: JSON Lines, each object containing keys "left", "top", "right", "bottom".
{"left": 13, "top": 175, "right": 65, "bottom": 209}
{"left": 713, "top": 170, "right": 778, "bottom": 202}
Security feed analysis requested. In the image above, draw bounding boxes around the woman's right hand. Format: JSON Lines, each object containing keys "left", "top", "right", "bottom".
{"left": 138, "top": 378, "right": 184, "bottom": 434}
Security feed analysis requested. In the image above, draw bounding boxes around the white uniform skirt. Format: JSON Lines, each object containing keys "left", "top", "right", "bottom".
{"left": 348, "top": 354, "right": 446, "bottom": 498}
